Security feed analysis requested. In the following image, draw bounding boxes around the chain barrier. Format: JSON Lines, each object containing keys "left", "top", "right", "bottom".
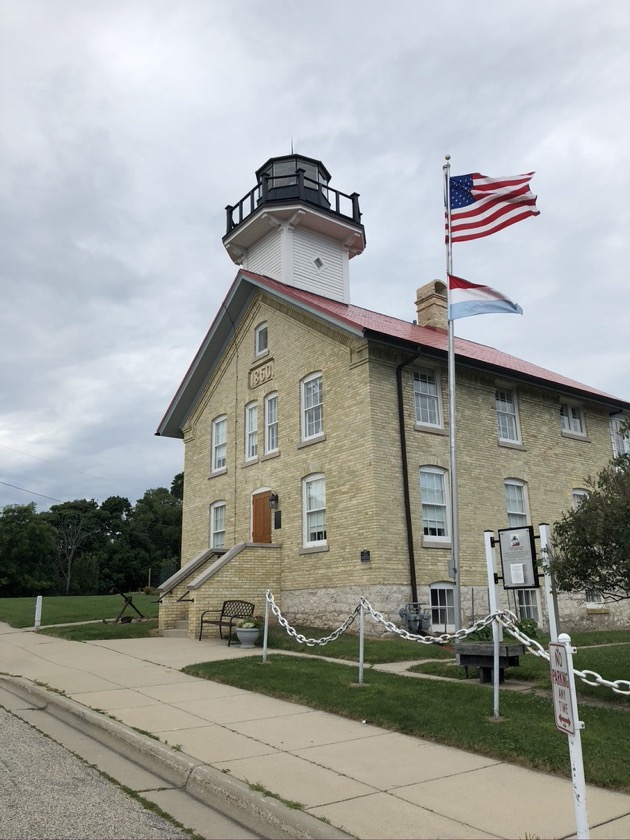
{"left": 265, "top": 591, "right": 630, "bottom": 695}
{"left": 265, "top": 590, "right": 360, "bottom": 646}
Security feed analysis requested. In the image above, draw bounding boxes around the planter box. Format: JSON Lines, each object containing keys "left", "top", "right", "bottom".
{"left": 454, "top": 642, "right": 526, "bottom": 683}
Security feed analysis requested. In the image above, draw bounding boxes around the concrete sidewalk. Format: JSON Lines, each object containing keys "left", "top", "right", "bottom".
{"left": 1, "top": 624, "right": 629, "bottom": 840}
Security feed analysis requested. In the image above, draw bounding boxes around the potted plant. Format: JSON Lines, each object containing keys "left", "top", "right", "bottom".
{"left": 235, "top": 617, "right": 261, "bottom": 648}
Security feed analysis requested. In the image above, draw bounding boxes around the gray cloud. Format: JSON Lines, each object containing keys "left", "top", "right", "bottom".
{"left": 2, "top": 0, "right": 629, "bottom": 509}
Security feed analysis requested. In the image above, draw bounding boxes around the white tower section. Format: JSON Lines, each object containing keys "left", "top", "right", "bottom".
{"left": 222, "top": 155, "right": 366, "bottom": 304}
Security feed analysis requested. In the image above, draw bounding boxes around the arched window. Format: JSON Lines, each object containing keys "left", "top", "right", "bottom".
{"left": 244, "top": 402, "right": 258, "bottom": 461}
{"left": 264, "top": 392, "right": 278, "bottom": 454}
{"left": 209, "top": 501, "right": 226, "bottom": 549}
{"left": 301, "top": 372, "right": 323, "bottom": 441}
{"left": 504, "top": 479, "right": 528, "bottom": 527}
{"left": 211, "top": 415, "right": 227, "bottom": 473}
{"left": 302, "top": 473, "right": 326, "bottom": 547}
{"left": 419, "top": 466, "right": 449, "bottom": 542}
{"left": 429, "top": 583, "right": 455, "bottom": 632}
{"left": 255, "top": 322, "right": 268, "bottom": 356}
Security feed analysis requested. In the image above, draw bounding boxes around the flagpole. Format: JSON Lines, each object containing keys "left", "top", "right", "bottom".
{"left": 444, "top": 155, "right": 462, "bottom": 632}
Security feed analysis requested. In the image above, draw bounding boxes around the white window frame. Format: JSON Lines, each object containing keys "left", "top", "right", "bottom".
{"left": 504, "top": 479, "right": 528, "bottom": 527}
{"left": 516, "top": 588, "right": 539, "bottom": 622}
{"left": 560, "top": 403, "right": 586, "bottom": 437}
{"left": 255, "top": 321, "right": 268, "bottom": 357}
{"left": 611, "top": 415, "right": 630, "bottom": 458}
{"left": 244, "top": 402, "right": 258, "bottom": 461}
{"left": 303, "top": 473, "right": 326, "bottom": 547}
{"left": 211, "top": 415, "right": 227, "bottom": 473}
{"left": 495, "top": 388, "right": 521, "bottom": 444}
{"left": 301, "top": 372, "right": 323, "bottom": 441}
{"left": 585, "top": 588, "right": 605, "bottom": 606}
{"left": 264, "top": 392, "right": 278, "bottom": 454}
{"left": 413, "top": 367, "right": 442, "bottom": 428}
{"left": 209, "top": 501, "right": 226, "bottom": 549}
{"left": 572, "top": 488, "right": 589, "bottom": 509}
{"left": 430, "top": 584, "right": 455, "bottom": 632}
{"left": 419, "top": 466, "right": 449, "bottom": 543}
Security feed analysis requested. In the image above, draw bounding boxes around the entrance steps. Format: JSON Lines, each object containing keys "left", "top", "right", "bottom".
{"left": 162, "top": 619, "right": 189, "bottom": 638}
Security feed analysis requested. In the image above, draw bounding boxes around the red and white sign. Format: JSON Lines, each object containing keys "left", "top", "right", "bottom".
{"left": 549, "top": 642, "right": 577, "bottom": 735}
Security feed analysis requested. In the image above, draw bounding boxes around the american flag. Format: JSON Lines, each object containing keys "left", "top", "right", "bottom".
{"left": 446, "top": 172, "right": 539, "bottom": 243}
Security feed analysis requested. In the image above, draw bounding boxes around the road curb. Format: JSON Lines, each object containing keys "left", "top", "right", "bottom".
{"left": 0, "top": 675, "right": 352, "bottom": 840}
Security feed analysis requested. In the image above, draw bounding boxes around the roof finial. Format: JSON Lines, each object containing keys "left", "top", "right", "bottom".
{"left": 290, "top": 136, "right": 294, "bottom": 154}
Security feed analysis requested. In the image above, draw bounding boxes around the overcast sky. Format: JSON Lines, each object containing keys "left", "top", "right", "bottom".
{"left": 2, "top": 0, "right": 629, "bottom": 511}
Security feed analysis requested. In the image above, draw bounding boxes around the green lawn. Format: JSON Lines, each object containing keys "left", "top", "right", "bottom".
{"left": 264, "top": 623, "right": 454, "bottom": 662}
{"left": 0, "top": 593, "right": 159, "bottom": 627}
{"left": 410, "top": 639, "right": 630, "bottom": 707}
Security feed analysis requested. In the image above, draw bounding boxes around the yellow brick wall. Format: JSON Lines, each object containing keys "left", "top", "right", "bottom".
{"left": 170, "top": 288, "right": 621, "bottom": 631}
{"left": 191, "top": 544, "right": 282, "bottom": 639}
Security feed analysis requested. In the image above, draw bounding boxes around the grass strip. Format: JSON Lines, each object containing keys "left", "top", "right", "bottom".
{"left": 38, "top": 619, "right": 159, "bottom": 641}
{"left": 0, "top": 594, "right": 159, "bottom": 627}
{"left": 264, "top": 624, "right": 454, "bottom": 662}
{"left": 410, "top": 644, "right": 630, "bottom": 707}
{"left": 182, "top": 654, "right": 630, "bottom": 793}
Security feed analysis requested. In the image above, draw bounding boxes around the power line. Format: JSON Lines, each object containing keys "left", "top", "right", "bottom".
{"left": 0, "top": 480, "right": 64, "bottom": 503}
{"left": 0, "top": 443, "right": 146, "bottom": 492}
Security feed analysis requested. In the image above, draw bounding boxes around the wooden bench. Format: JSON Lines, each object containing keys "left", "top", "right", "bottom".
{"left": 198, "top": 600, "right": 255, "bottom": 645}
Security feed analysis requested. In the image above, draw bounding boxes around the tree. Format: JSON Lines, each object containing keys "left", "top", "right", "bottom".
{"left": 43, "top": 500, "right": 105, "bottom": 595}
{"left": 170, "top": 472, "right": 184, "bottom": 501}
{"left": 549, "top": 453, "right": 630, "bottom": 601}
{"left": 0, "top": 503, "right": 57, "bottom": 596}
{"left": 128, "top": 487, "right": 182, "bottom": 589}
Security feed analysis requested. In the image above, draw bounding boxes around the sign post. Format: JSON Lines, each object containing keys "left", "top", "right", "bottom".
{"left": 484, "top": 531, "right": 501, "bottom": 720}
{"left": 34, "top": 595, "right": 43, "bottom": 631}
{"left": 549, "top": 633, "right": 589, "bottom": 839}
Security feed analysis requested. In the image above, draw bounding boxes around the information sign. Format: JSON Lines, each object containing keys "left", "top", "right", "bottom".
{"left": 497, "top": 525, "right": 539, "bottom": 589}
{"left": 549, "top": 641, "right": 577, "bottom": 735}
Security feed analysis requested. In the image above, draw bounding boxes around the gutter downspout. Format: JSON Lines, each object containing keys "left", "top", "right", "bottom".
{"left": 396, "top": 349, "right": 422, "bottom": 603}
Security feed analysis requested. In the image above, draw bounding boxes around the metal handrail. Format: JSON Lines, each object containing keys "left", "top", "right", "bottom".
{"left": 225, "top": 171, "right": 361, "bottom": 234}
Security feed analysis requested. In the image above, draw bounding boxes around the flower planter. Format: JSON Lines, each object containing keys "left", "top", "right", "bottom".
{"left": 235, "top": 627, "right": 259, "bottom": 648}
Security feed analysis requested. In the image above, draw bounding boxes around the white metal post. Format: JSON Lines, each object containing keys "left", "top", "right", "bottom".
{"left": 34, "top": 595, "right": 43, "bottom": 631}
{"left": 358, "top": 603, "right": 365, "bottom": 686}
{"left": 262, "top": 595, "right": 270, "bottom": 663}
{"left": 484, "top": 531, "right": 500, "bottom": 719}
{"left": 559, "top": 633, "right": 589, "bottom": 839}
{"left": 539, "top": 523, "right": 560, "bottom": 643}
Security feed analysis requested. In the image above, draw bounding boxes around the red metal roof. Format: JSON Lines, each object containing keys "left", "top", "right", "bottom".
{"left": 242, "top": 270, "right": 627, "bottom": 405}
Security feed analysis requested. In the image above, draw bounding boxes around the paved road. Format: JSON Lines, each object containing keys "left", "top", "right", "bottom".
{"left": 0, "top": 708, "right": 260, "bottom": 840}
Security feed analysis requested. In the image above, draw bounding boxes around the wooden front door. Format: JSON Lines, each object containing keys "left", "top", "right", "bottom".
{"left": 252, "top": 492, "right": 272, "bottom": 543}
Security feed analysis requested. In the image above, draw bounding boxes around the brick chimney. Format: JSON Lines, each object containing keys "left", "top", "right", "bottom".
{"left": 415, "top": 280, "right": 447, "bottom": 329}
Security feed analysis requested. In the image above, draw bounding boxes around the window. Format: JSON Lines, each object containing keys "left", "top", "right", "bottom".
{"left": 611, "top": 416, "right": 630, "bottom": 458}
{"left": 430, "top": 585, "right": 455, "bottom": 631}
{"left": 244, "top": 402, "right": 258, "bottom": 461}
{"left": 495, "top": 389, "right": 520, "bottom": 443}
{"left": 211, "top": 416, "right": 227, "bottom": 473}
{"left": 572, "top": 489, "right": 588, "bottom": 509}
{"left": 414, "top": 368, "right": 441, "bottom": 427}
{"left": 504, "top": 479, "right": 528, "bottom": 527}
{"left": 303, "top": 474, "right": 326, "bottom": 546}
{"left": 255, "top": 322, "right": 268, "bottom": 356}
{"left": 516, "top": 589, "right": 539, "bottom": 622}
{"left": 560, "top": 403, "right": 585, "bottom": 436}
{"left": 419, "top": 467, "right": 449, "bottom": 541}
{"left": 301, "top": 373, "right": 323, "bottom": 440}
{"left": 210, "top": 502, "right": 226, "bottom": 549}
{"left": 264, "top": 392, "right": 278, "bottom": 454}
{"left": 585, "top": 588, "right": 604, "bottom": 605}
{"left": 504, "top": 480, "right": 528, "bottom": 527}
